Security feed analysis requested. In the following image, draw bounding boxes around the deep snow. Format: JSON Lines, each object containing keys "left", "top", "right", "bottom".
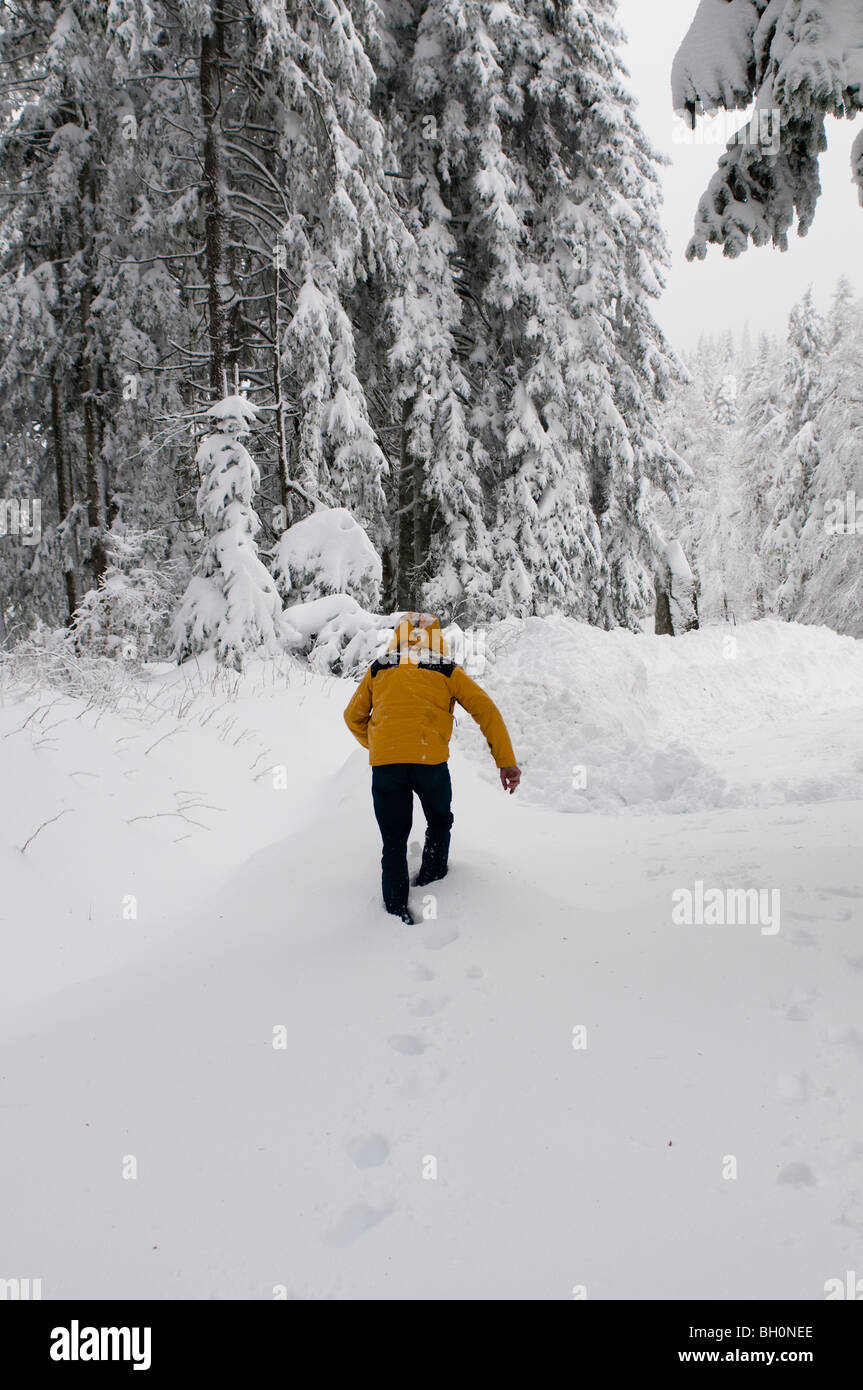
{"left": 1, "top": 618, "right": 861, "bottom": 1299}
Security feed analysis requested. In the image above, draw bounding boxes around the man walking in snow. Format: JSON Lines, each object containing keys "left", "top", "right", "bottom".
{"left": 344, "top": 613, "right": 521, "bottom": 924}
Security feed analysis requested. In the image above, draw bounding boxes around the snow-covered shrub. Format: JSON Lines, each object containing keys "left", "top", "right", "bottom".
{"left": 283, "top": 600, "right": 488, "bottom": 678}
{"left": 271, "top": 507, "right": 382, "bottom": 609}
{"left": 172, "top": 396, "right": 287, "bottom": 670}
{"left": 0, "top": 619, "right": 143, "bottom": 708}
{"left": 71, "top": 524, "right": 185, "bottom": 663}
{"left": 283, "top": 593, "right": 388, "bottom": 676}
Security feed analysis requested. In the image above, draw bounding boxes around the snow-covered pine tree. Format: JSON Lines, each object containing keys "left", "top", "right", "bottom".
{"left": 660, "top": 334, "right": 742, "bottom": 623}
{"left": 381, "top": 0, "right": 684, "bottom": 627}
{"left": 825, "top": 274, "right": 856, "bottom": 349}
{"left": 735, "top": 331, "right": 786, "bottom": 615}
{"left": 674, "top": 0, "right": 863, "bottom": 258}
{"left": 280, "top": 250, "right": 390, "bottom": 530}
{"left": 714, "top": 373, "right": 739, "bottom": 427}
{"left": 793, "top": 281, "right": 863, "bottom": 635}
{"left": 782, "top": 287, "right": 826, "bottom": 438}
{"left": 763, "top": 288, "right": 826, "bottom": 615}
{"left": 172, "top": 395, "right": 286, "bottom": 668}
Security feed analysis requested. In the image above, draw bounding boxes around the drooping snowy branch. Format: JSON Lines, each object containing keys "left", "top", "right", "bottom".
{"left": 675, "top": 0, "right": 863, "bottom": 258}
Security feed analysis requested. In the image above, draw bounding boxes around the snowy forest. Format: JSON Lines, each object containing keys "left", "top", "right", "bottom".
{"left": 1, "top": 2, "right": 861, "bottom": 666}
{"left": 0, "top": 0, "right": 684, "bottom": 665}
{"left": 662, "top": 278, "right": 863, "bottom": 637}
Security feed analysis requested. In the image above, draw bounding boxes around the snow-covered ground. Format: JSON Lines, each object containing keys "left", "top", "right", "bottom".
{"left": 1, "top": 619, "right": 861, "bottom": 1299}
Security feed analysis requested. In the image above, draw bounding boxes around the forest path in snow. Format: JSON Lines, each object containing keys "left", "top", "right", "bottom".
{"left": 1, "top": 721, "right": 861, "bottom": 1299}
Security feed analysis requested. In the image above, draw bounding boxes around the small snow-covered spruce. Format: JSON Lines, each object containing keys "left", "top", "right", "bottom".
{"left": 674, "top": 0, "right": 863, "bottom": 258}
{"left": 172, "top": 396, "right": 286, "bottom": 670}
{"left": 72, "top": 523, "right": 184, "bottom": 663}
{"left": 271, "top": 506, "right": 382, "bottom": 610}
{"left": 714, "top": 374, "right": 739, "bottom": 428}
{"left": 272, "top": 507, "right": 386, "bottom": 675}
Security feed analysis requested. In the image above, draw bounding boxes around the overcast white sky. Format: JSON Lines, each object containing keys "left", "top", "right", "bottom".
{"left": 617, "top": 0, "right": 862, "bottom": 352}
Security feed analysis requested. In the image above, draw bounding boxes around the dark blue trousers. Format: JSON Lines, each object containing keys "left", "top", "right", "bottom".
{"left": 371, "top": 762, "right": 454, "bottom": 914}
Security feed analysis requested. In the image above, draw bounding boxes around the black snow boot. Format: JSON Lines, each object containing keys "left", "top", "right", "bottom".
{"left": 413, "top": 828, "right": 450, "bottom": 888}
{"left": 413, "top": 867, "right": 446, "bottom": 888}
{"left": 389, "top": 905, "right": 415, "bottom": 925}
{"left": 413, "top": 850, "right": 448, "bottom": 888}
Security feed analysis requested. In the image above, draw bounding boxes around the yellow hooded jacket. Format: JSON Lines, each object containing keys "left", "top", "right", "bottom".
{"left": 344, "top": 614, "right": 516, "bottom": 769}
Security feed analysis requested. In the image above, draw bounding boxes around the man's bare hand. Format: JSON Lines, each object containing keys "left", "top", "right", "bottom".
{"left": 499, "top": 766, "right": 521, "bottom": 794}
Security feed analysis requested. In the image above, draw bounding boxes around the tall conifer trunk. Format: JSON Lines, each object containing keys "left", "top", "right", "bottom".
{"left": 78, "top": 165, "right": 108, "bottom": 586}
{"left": 51, "top": 371, "right": 81, "bottom": 621}
{"left": 397, "top": 397, "right": 416, "bottom": 609}
{"left": 200, "top": 16, "right": 231, "bottom": 396}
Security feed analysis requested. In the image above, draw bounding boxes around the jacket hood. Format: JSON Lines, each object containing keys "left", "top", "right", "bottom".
{"left": 388, "top": 612, "right": 449, "bottom": 659}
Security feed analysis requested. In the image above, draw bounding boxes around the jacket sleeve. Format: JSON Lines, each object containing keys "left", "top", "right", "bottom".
{"left": 449, "top": 667, "right": 517, "bottom": 768}
{"left": 344, "top": 668, "right": 374, "bottom": 749}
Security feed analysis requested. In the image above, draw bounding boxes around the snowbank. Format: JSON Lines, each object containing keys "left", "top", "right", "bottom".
{"left": 0, "top": 651, "right": 347, "bottom": 1009}
{"left": 454, "top": 617, "right": 863, "bottom": 813}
